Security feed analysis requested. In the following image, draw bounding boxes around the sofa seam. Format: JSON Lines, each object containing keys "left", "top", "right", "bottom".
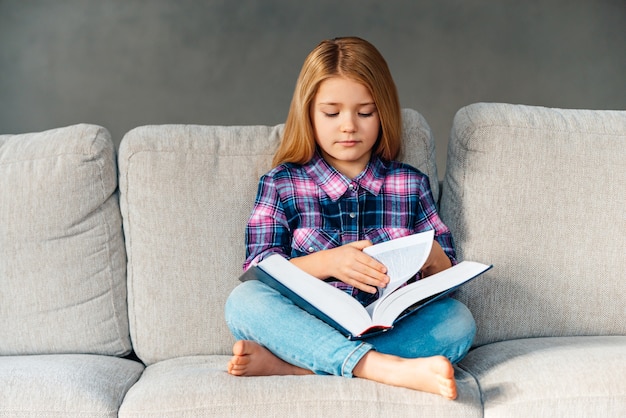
{"left": 457, "top": 362, "right": 485, "bottom": 417}
{"left": 121, "top": 150, "right": 140, "bottom": 362}
{"left": 115, "top": 365, "right": 145, "bottom": 414}
{"left": 92, "top": 126, "right": 129, "bottom": 356}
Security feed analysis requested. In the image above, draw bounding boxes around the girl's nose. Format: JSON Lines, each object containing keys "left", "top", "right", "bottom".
{"left": 341, "top": 115, "right": 357, "bottom": 133}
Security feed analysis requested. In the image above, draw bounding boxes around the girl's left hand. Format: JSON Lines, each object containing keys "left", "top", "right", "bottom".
{"left": 421, "top": 240, "right": 452, "bottom": 277}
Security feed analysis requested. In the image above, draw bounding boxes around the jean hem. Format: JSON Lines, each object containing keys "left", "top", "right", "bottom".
{"left": 340, "top": 342, "right": 373, "bottom": 377}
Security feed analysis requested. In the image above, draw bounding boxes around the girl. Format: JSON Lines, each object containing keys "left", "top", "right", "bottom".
{"left": 225, "top": 37, "right": 475, "bottom": 400}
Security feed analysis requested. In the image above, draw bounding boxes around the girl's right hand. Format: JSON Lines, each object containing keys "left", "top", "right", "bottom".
{"left": 290, "top": 240, "right": 389, "bottom": 294}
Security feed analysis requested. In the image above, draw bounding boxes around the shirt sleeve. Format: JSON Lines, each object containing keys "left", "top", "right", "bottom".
{"left": 243, "top": 173, "right": 291, "bottom": 271}
{"left": 414, "top": 174, "right": 457, "bottom": 265}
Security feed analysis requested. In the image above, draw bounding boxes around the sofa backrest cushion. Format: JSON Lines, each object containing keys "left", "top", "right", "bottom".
{"left": 118, "top": 109, "right": 439, "bottom": 365}
{"left": 440, "top": 103, "right": 626, "bottom": 347}
{"left": 0, "top": 124, "right": 131, "bottom": 355}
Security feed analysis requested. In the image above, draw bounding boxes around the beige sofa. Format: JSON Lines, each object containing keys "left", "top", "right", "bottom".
{"left": 1, "top": 103, "right": 624, "bottom": 417}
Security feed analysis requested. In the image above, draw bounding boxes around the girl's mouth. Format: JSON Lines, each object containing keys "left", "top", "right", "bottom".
{"left": 337, "top": 140, "right": 360, "bottom": 146}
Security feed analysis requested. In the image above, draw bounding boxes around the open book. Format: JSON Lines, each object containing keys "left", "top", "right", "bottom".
{"left": 239, "top": 230, "right": 492, "bottom": 339}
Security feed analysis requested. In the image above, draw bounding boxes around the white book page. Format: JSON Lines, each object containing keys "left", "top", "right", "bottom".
{"left": 371, "top": 261, "right": 491, "bottom": 324}
{"left": 363, "top": 230, "right": 434, "bottom": 299}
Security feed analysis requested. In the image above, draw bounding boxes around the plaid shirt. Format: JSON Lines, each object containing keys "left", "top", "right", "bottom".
{"left": 244, "top": 151, "right": 456, "bottom": 306}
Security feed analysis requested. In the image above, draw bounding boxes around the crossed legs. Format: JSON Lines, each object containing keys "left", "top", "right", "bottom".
{"left": 225, "top": 281, "right": 475, "bottom": 399}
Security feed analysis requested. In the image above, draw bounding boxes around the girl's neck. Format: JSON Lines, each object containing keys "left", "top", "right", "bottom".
{"left": 320, "top": 151, "right": 371, "bottom": 180}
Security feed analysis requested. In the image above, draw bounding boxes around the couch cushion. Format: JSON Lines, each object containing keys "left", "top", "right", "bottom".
{"left": 459, "top": 336, "right": 626, "bottom": 417}
{"left": 440, "top": 103, "right": 626, "bottom": 346}
{"left": 0, "top": 124, "right": 131, "bottom": 355}
{"left": 117, "top": 109, "right": 439, "bottom": 365}
{"left": 0, "top": 354, "right": 144, "bottom": 418}
{"left": 118, "top": 355, "right": 481, "bottom": 417}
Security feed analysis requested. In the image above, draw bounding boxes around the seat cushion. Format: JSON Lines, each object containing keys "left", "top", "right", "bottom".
{"left": 0, "top": 124, "right": 131, "bottom": 355}
{"left": 459, "top": 336, "right": 626, "bottom": 417}
{"left": 0, "top": 354, "right": 144, "bottom": 418}
{"left": 119, "top": 355, "right": 481, "bottom": 417}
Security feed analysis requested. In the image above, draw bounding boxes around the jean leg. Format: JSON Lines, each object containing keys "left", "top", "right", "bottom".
{"left": 363, "top": 297, "right": 476, "bottom": 364}
{"left": 224, "top": 280, "right": 372, "bottom": 377}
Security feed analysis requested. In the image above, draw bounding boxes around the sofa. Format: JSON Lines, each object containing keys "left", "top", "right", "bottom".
{"left": 1, "top": 103, "right": 624, "bottom": 417}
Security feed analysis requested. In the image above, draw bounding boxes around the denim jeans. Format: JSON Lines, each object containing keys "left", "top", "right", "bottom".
{"left": 225, "top": 280, "right": 476, "bottom": 377}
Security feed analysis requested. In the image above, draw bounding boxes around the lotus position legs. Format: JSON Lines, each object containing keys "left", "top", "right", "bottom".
{"left": 227, "top": 339, "right": 457, "bottom": 399}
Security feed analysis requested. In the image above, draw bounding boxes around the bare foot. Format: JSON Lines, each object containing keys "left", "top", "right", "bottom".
{"left": 227, "top": 340, "right": 313, "bottom": 377}
{"left": 353, "top": 352, "right": 457, "bottom": 399}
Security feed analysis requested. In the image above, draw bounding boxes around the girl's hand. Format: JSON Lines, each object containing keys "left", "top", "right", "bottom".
{"left": 421, "top": 240, "right": 452, "bottom": 277}
{"left": 290, "top": 240, "right": 389, "bottom": 294}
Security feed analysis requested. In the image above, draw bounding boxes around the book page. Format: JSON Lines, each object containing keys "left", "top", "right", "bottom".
{"left": 363, "top": 230, "right": 434, "bottom": 299}
{"left": 371, "top": 261, "right": 491, "bottom": 324}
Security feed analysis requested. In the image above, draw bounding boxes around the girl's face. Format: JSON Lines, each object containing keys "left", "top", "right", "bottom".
{"left": 310, "top": 76, "right": 380, "bottom": 179}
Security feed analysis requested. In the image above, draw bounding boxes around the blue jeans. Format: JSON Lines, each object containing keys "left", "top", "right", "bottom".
{"left": 225, "top": 280, "right": 476, "bottom": 377}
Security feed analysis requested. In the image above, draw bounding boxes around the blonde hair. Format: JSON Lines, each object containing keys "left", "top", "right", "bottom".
{"left": 273, "top": 37, "right": 402, "bottom": 167}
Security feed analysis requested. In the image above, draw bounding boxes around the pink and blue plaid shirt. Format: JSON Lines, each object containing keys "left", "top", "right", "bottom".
{"left": 244, "top": 151, "right": 456, "bottom": 306}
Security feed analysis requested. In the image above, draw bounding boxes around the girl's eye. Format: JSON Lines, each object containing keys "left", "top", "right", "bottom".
{"left": 321, "top": 111, "right": 374, "bottom": 118}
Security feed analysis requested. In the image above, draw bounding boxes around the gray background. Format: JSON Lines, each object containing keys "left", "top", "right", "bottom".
{"left": 1, "top": 0, "right": 625, "bottom": 177}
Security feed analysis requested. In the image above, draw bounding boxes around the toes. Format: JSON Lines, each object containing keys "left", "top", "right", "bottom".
{"left": 229, "top": 355, "right": 249, "bottom": 366}
{"left": 232, "top": 340, "right": 247, "bottom": 356}
{"left": 436, "top": 376, "right": 457, "bottom": 399}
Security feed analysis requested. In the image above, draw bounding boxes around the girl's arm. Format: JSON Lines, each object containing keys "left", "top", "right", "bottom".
{"left": 420, "top": 240, "right": 452, "bottom": 277}
{"left": 290, "top": 240, "right": 389, "bottom": 294}
{"left": 244, "top": 175, "right": 291, "bottom": 270}
{"left": 414, "top": 173, "right": 457, "bottom": 273}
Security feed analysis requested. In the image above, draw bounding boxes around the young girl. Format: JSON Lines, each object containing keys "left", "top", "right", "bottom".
{"left": 225, "top": 37, "right": 475, "bottom": 400}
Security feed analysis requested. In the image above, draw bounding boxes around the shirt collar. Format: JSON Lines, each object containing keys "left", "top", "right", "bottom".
{"left": 303, "top": 151, "right": 387, "bottom": 201}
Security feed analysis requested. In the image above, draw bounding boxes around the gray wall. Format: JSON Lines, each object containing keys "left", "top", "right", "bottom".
{"left": 1, "top": 0, "right": 625, "bottom": 177}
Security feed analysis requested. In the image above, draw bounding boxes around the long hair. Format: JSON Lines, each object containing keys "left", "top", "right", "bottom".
{"left": 272, "top": 37, "right": 402, "bottom": 167}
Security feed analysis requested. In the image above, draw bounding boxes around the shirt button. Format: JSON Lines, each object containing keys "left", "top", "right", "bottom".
{"left": 307, "top": 247, "right": 315, "bottom": 253}
{"left": 349, "top": 212, "right": 356, "bottom": 219}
